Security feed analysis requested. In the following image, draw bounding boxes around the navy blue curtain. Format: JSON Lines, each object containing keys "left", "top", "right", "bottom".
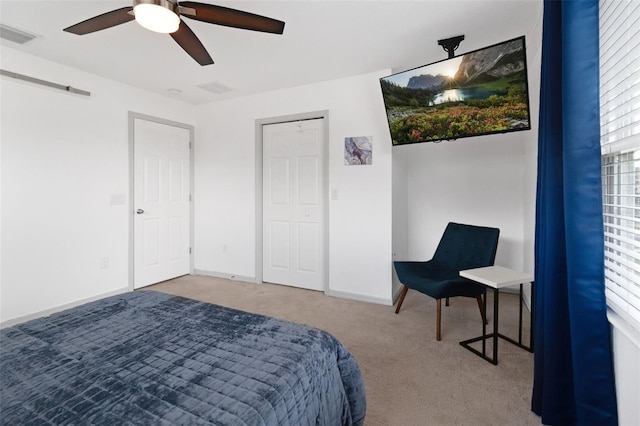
{"left": 532, "top": 1, "right": 617, "bottom": 424}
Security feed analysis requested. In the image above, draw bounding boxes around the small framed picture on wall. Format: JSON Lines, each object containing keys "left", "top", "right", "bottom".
{"left": 344, "top": 136, "right": 372, "bottom": 165}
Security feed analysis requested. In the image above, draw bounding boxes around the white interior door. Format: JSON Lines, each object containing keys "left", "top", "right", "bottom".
{"left": 134, "top": 118, "right": 191, "bottom": 289}
{"left": 263, "top": 119, "right": 325, "bottom": 291}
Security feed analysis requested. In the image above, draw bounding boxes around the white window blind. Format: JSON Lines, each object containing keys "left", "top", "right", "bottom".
{"left": 600, "top": 0, "right": 640, "bottom": 328}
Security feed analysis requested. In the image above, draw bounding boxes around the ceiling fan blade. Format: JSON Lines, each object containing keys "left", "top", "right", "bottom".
{"left": 63, "top": 7, "right": 134, "bottom": 35}
{"left": 178, "top": 2, "right": 285, "bottom": 34}
{"left": 170, "top": 20, "right": 214, "bottom": 66}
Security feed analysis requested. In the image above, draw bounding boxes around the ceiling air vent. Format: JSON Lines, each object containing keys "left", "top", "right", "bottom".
{"left": 197, "top": 81, "right": 235, "bottom": 95}
{"left": 0, "top": 23, "right": 37, "bottom": 44}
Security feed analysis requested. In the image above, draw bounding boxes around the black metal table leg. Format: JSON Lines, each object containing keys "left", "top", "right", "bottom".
{"left": 530, "top": 281, "right": 535, "bottom": 351}
{"left": 498, "top": 282, "right": 534, "bottom": 353}
{"left": 493, "top": 288, "right": 499, "bottom": 364}
{"left": 518, "top": 283, "right": 523, "bottom": 344}
{"left": 460, "top": 288, "right": 499, "bottom": 365}
{"left": 460, "top": 282, "right": 534, "bottom": 364}
{"left": 482, "top": 289, "right": 487, "bottom": 356}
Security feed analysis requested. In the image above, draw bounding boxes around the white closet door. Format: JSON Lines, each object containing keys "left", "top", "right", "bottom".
{"left": 262, "top": 119, "right": 325, "bottom": 291}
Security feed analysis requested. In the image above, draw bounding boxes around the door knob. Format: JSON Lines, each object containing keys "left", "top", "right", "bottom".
{"left": 136, "top": 209, "right": 144, "bottom": 215}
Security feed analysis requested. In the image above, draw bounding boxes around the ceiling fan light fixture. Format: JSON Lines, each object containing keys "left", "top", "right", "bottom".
{"left": 134, "top": 0, "right": 180, "bottom": 34}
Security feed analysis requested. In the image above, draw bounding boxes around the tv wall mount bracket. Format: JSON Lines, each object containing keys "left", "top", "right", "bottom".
{"left": 437, "top": 35, "right": 465, "bottom": 58}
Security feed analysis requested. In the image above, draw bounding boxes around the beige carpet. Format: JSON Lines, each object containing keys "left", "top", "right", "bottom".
{"left": 147, "top": 274, "right": 540, "bottom": 426}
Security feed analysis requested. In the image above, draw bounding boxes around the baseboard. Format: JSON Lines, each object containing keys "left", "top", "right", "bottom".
{"left": 193, "top": 269, "right": 256, "bottom": 284}
{"left": 0, "top": 287, "right": 130, "bottom": 329}
{"left": 325, "top": 289, "right": 393, "bottom": 306}
{"left": 390, "top": 285, "right": 530, "bottom": 312}
{"left": 194, "top": 270, "right": 393, "bottom": 306}
{"left": 392, "top": 285, "right": 405, "bottom": 306}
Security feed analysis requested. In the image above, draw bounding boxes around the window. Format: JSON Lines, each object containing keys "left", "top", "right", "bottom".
{"left": 600, "top": 0, "right": 640, "bottom": 329}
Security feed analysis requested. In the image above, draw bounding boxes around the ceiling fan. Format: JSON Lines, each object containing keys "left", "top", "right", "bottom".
{"left": 63, "top": 0, "right": 285, "bottom": 66}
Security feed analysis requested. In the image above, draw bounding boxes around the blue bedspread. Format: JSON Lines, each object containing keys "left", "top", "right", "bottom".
{"left": 0, "top": 291, "right": 366, "bottom": 425}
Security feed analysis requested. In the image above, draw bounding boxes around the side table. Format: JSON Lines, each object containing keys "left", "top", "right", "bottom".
{"left": 459, "top": 265, "right": 534, "bottom": 365}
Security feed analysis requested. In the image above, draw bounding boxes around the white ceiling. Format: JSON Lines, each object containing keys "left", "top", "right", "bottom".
{"left": 0, "top": 0, "right": 543, "bottom": 105}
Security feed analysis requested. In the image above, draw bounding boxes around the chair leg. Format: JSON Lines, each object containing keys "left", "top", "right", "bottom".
{"left": 476, "top": 295, "right": 488, "bottom": 325}
{"left": 395, "top": 285, "right": 409, "bottom": 314}
{"left": 436, "top": 299, "right": 442, "bottom": 341}
{"left": 445, "top": 297, "right": 450, "bottom": 306}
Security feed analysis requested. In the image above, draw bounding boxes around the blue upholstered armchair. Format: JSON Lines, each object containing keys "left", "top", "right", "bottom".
{"left": 394, "top": 222, "right": 500, "bottom": 341}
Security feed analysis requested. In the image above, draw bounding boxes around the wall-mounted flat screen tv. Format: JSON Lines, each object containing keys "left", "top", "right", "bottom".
{"left": 380, "top": 36, "right": 531, "bottom": 146}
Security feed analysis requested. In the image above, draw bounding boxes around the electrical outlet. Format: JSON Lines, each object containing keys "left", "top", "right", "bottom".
{"left": 100, "top": 257, "right": 109, "bottom": 269}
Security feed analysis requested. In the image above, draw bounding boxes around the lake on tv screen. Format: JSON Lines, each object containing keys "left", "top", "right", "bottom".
{"left": 432, "top": 86, "right": 506, "bottom": 104}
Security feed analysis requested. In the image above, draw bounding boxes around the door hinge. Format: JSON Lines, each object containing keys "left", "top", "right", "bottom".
{"left": 189, "top": 141, "right": 192, "bottom": 149}
{"left": 189, "top": 194, "right": 192, "bottom": 202}
{"left": 189, "top": 247, "right": 192, "bottom": 254}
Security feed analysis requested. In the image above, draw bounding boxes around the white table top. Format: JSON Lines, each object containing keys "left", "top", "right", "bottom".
{"left": 459, "top": 265, "right": 534, "bottom": 289}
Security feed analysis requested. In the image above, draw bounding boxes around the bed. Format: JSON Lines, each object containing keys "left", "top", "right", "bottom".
{"left": 0, "top": 290, "right": 366, "bottom": 425}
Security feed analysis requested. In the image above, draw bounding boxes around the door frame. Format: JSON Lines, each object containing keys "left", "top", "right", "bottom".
{"left": 255, "top": 110, "right": 330, "bottom": 292}
{"left": 128, "top": 111, "right": 195, "bottom": 291}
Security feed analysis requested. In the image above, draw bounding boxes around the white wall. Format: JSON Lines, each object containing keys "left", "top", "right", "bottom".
{"left": 400, "top": 134, "right": 529, "bottom": 270}
{"left": 609, "top": 312, "right": 640, "bottom": 425}
{"left": 193, "top": 70, "right": 395, "bottom": 303}
{"left": 391, "top": 146, "right": 409, "bottom": 299}
{"left": 522, "top": 12, "right": 543, "bottom": 278}
{"left": 0, "top": 47, "right": 194, "bottom": 324}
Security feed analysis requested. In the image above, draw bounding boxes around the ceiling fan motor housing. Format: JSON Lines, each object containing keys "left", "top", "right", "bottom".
{"left": 134, "top": 0, "right": 178, "bottom": 13}
{"left": 133, "top": 0, "right": 180, "bottom": 33}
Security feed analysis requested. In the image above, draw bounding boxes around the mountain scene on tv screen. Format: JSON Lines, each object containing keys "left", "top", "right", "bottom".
{"left": 381, "top": 39, "right": 530, "bottom": 145}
